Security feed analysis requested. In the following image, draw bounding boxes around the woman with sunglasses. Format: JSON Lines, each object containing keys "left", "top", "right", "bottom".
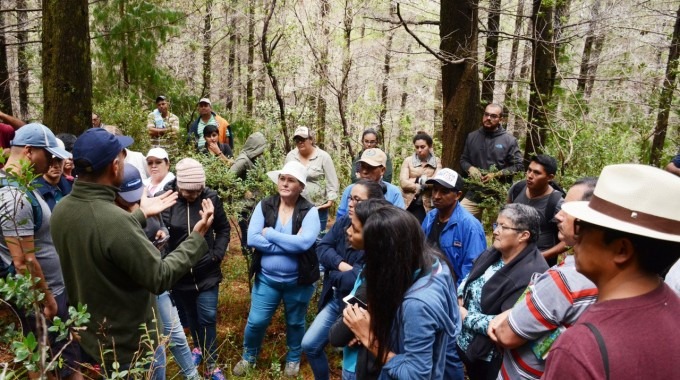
{"left": 285, "top": 126, "right": 339, "bottom": 231}
{"left": 302, "top": 179, "right": 384, "bottom": 380}
{"left": 456, "top": 203, "right": 549, "bottom": 379}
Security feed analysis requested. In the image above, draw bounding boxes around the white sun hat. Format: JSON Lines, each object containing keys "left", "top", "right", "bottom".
{"left": 561, "top": 164, "right": 680, "bottom": 243}
{"left": 267, "top": 161, "right": 307, "bottom": 187}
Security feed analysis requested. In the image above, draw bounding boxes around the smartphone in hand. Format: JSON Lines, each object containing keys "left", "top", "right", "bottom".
{"left": 153, "top": 235, "right": 169, "bottom": 250}
{"left": 343, "top": 293, "right": 367, "bottom": 309}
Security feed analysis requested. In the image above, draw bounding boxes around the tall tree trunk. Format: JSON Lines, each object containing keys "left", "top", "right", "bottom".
{"left": 16, "top": 0, "right": 28, "bottom": 119}
{"left": 551, "top": 0, "right": 572, "bottom": 90}
{"left": 315, "top": 0, "right": 330, "bottom": 148}
{"left": 649, "top": 2, "right": 680, "bottom": 166}
{"left": 514, "top": 26, "right": 534, "bottom": 139}
{"left": 119, "top": 0, "right": 129, "bottom": 88}
{"left": 337, "top": 0, "right": 355, "bottom": 159}
{"left": 584, "top": 35, "right": 604, "bottom": 98}
{"left": 246, "top": 0, "right": 255, "bottom": 117}
{"left": 202, "top": 0, "right": 213, "bottom": 97}
{"left": 225, "top": 0, "right": 237, "bottom": 111}
{"left": 503, "top": 0, "right": 525, "bottom": 132}
{"left": 440, "top": 0, "right": 480, "bottom": 170}
{"left": 399, "top": 44, "right": 411, "bottom": 121}
{"left": 577, "top": 0, "right": 601, "bottom": 94}
{"left": 378, "top": 31, "right": 393, "bottom": 140}
{"left": 0, "top": 0, "right": 12, "bottom": 114}
{"left": 481, "top": 0, "right": 501, "bottom": 105}
{"left": 261, "top": 0, "right": 289, "bottom": 152}
{"left": 524, "top": 0, "right": 555, "bottom": 160}
{"left": 42, "top": 0, "right": 92, "bottom": 134}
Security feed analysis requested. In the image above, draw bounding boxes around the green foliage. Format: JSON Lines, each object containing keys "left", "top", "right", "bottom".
{"left": 92, "top": 0, "right": 184, "bottom": 92}
{"left": 94, "top": 93, "right": 153, "bottom": 153}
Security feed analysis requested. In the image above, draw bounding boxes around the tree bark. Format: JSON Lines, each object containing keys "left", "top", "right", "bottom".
{"left": 246, "top": 0, "right": 255, "bottom": 117}
{"left": 16, "top": 0, "right": 28, "bottom": 119}
{"left": 378, "top": 31, "right": 393, "bottom": 140}
{"left": 481, "top": 0, "right": 501, "bottom": 105}
{"left": 440, "top": 0, "right": 480, "bottom": 171}
{"left": 503, "top": 0, "right": 525, "bottom": 132}
{"left": 261, "top": 0, "right": 289, "bottom": 152}
{"left": 315, "top": 0, "right": 330, "bottom": 148}
{"left": 584, "top": 35, "right": 604, "bottom": 98}
{"left": 42, "top": 0, "right": 92, "bottom": 135}
{"left": 524, "top": 0, "right": 555, "bottom": 160}
{"left": 202, "top": 0, "right": 213, "bottom": 97}
{"left": 649, "top": 2, "right": 680, "bottom": 166}
{"left": 0, "top": 0, "right": 12, "bottom": 114}
{"left": 225, "top": 0, "right": 237, "bottom": 111}
{"left": 337, "top": 0, "right": 355, "bottom": 159}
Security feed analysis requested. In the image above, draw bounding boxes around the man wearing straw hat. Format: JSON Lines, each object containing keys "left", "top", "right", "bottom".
{"left": 542, "top": 164, "right": 680, "bottom": 379}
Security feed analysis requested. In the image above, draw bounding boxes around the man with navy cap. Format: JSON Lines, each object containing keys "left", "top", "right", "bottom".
{"left": 0, "top": 123, "right": 80, "bottom": 379}
{"left": 51, "top": 128, "right": 216, "bottom": 377}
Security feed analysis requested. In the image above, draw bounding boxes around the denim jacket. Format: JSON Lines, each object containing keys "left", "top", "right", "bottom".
{"left": 379, "top": 261, "right": 464, "bottom": 380}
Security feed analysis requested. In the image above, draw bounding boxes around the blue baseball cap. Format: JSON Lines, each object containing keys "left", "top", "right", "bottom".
{"left": 11, "top": 123, "right": 71, "bottom": 159}
{"left": 73, "top": 128, "right": 133, "bottom": 173}
{"left": 118, "top": 163, "right": 144, "bottom": 203}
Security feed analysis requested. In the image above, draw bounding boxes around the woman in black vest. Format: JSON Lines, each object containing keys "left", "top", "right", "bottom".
{"left": 233, "top": 161, "right": 320, "bottom": 378}
{"left": 456, "top": 203, "right": 549, "bottom": 379}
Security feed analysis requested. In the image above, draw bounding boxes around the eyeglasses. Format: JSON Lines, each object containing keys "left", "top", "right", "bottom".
{"left": 348, "top": 195, "right": 365, "bottom": 205}
{"left": 573, "top": 219, "right": 594, "bottom": 239}
{"left": 492, "top": 223, "right": 523, "bottom": 232}
{"left": 147, "top": 160, "right": 165, "bottom": 166}
{"left": 484, "top": 112, "right": 500, "bottom": 119}
{"left": 293, "top": 137, "right": 307, "bottom": 144}
{"left": 363, "top": 139, "right": 377, "bottom": 146}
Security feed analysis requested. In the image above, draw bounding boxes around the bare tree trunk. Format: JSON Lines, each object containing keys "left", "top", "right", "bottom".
{"left": 378, "top": 31, "right": 393, "bottom": 140}
{"left": 577, "top": 0, "right": 601, "bottom": 94}
{"left": 504, "top": 0, "right": 525, "bottom": 132}
{"left": 584, "top": 35, "right": 604, "bottom": 98}
{"left": 43, "top": 0, "right": 92, "bottom": 135}
{"left": 202, "top": 0, "right": 213, "bottom": 97}
{"left": 315, "top": 0, "right": 330, "bottom": 148}
{"left": 225, "top": 0, "right": 237, "bottom": 111}
{"left": 524, "top": 0, "right": 555, "bottom": 160}
{"left": 400, "top": 44, "right": 412, "bottom": 121}
{"left": 0, "top": 0, "right": 12, "bottom": 114}
{"left": 514, "top": 28, "right": 533, "bottom": 139}
{"left": 119, "top": 0, "right": 129, "bottom": 88}
{"left": 261, "top": 0, "right": 290, "bottom": 152}
{"left": 246, "top": 0, "right": 255, "bottom": 117}
{"left": 440, "top": 0, "right": 480, "bottom": 170}
{"left": 337, "top": 0, "right": 355, "bottom": 159}
{"left": 551, "top": 0, "right": 572, "bottom": 91}
{"left": 16, "top": 0, "right": 28, "bottom": 119}
{"left": 649, "top": 2, "right": 680, "bottom": 166}
{"left": 481, "top": 0, "right": 501, "bottom": 105}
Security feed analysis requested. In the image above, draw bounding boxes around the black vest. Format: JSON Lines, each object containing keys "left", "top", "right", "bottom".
{"left": 248, "top": 195, "right": 320, "bottom": 285}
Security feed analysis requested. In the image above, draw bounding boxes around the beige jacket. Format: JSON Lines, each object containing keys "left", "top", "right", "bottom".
{"left": 399, "top": 153, "right": 441, "bottom": 211}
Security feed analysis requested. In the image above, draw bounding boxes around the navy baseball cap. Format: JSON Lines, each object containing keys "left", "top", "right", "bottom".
{"left": 118, "top": 163, "right": 144, "bottom": 203}
{"left": 73, "top": 128, "right": 133, "bottom": 173}
{"left": 11, "top": 123, "right": 71, "bottom": 159}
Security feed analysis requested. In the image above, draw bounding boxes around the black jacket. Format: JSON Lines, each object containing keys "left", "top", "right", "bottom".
{"left": 460, "top": 127, "right": 523, "bottom": 184}
{"left": 462, "top": 243, "right": 549, "bottom": 362}
{"left": 161, "top": 179, "right": 230, "bottom": 291}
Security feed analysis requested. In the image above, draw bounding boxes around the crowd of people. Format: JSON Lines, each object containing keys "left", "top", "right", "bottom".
{"left": 1, "top": 97, "right": 680, "bottom": 380}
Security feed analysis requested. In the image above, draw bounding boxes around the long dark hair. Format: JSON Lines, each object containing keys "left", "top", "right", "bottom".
{"left": 360, "top": 205, "right": 437, "bottom": 364}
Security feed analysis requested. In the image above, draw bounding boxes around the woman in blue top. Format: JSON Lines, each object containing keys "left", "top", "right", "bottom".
{"left": 343, "top": 205, "right": 463, "bottom": 380}
{"left": 233, "top": 161, "right": 320, "bottom": 378}
{"left": 302, "top": 179, "right": 384, "bottom": 380}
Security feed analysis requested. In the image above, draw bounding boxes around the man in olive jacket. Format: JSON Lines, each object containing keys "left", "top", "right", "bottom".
{"left": 51, "top": 128, "right": 215, "bottom": 374}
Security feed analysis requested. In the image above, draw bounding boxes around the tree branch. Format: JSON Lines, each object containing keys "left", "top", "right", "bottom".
{"left": 367, "top": 16, "right": 439, "bottom": 26}
{"left": 396, "top": 3, "right": 464, "bottom": 65}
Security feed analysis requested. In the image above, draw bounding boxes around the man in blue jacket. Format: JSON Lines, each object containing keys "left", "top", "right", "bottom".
{"left": 422, "top": 168, "right": 487, "bottom": 288}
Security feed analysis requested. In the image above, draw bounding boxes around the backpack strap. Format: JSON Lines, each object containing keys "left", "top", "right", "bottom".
{"left": 584, "top": 322, "right": 610, "bottom": 380}
{"left": 0, "top": 177, "right": 42, "bottom": 232}
{"left": 510, "top": 180, "right": 527, "bottom": 202}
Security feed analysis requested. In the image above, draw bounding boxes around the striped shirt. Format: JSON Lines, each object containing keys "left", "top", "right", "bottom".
{"left": 499, "top": 255, "right": 598, "bottom": 379}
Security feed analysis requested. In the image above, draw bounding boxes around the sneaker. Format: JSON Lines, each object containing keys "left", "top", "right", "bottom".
{"left": 191, "top": 348, "right": 203, "bottom": 366}
{"left": 284, "top": 361, "right": 300, "bottom": 377}
{"left": 232, "top": 359, "right": 254, "bottom": 377}
{"left": 209, "top": 367, "right": 226, "bottom": 380}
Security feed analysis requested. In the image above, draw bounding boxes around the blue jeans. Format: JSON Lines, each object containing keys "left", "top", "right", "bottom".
{"left": 242, "top": 274, "right": 314, "bottom": 363}
{"left": 301, "top": 297, "right": 344, "bottom": 380}
{"left": 157, "top": 292, "right": 199, "bottom": 379}
{"left": 318, "top": 208, "right": 329, "bottom": 231}
{"left": 173, "top": 285, "right": 219, "bottom": 368}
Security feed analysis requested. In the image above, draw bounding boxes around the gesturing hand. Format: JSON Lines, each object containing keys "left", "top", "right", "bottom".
{"left": 140, "top": 189, "right": 178, "bottom": 217}
{"left": 192, "top": 198, "right": 215, "bottom": 236}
